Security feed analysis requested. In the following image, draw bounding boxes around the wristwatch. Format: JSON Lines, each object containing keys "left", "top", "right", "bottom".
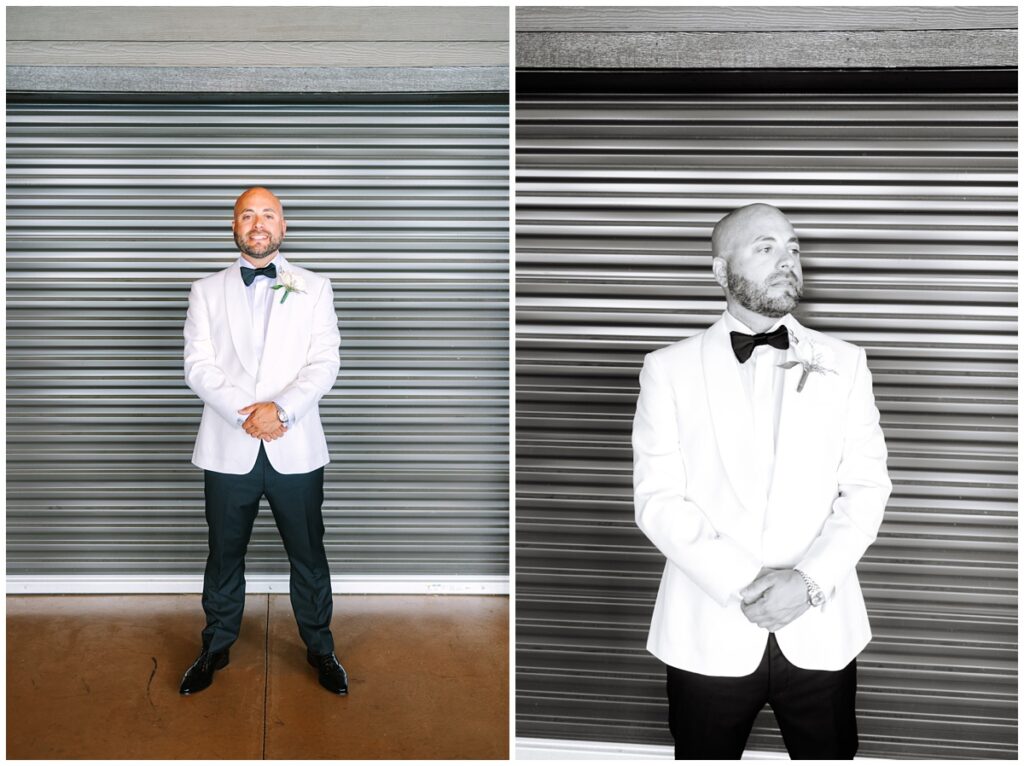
{"left": 275, "top": 404, "right": 288, "bottom": 424}
{"left": 795, "top": 569, "right": 825, "bottom": 607}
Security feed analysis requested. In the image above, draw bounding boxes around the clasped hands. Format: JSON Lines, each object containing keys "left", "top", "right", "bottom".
{"left": 238, "top": 402, "right": 286, "bottom": 441}
{"left": 739, "top": 567, "right": 810, "bottom": 633}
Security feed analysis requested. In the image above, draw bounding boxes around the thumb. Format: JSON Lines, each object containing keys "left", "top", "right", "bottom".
{"left": 238, "top": 404, "right": 257, "bottom": 414}
{"left": 740, "top": 575, "right": 774, "bottom": 604}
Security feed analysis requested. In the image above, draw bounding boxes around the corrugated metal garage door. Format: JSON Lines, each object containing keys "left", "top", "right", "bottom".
{"left": 515, "top": 81, "right": 1016, "bottom": 759}
{"left": 7, "top": 97, "right": 509, "bottom": 580}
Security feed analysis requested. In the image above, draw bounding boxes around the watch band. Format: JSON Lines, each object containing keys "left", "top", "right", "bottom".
{"left": 794, "top": 568, "right": 825, "bottom": 607}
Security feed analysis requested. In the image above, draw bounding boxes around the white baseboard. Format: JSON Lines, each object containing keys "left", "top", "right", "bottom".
{"left": 6, "top": 574, "right": 509, "bottom": 596}
{"left": 515, "top": 737, "right": 672, "bottom": 760}
{"left": 515, "top": 737, "right": 789, "bottom": 760}
{"left": 515, "top": 737, "right": 882, "bottom": 760}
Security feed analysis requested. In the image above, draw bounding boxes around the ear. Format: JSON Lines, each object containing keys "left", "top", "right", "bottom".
{"left": 711, "top": 257, "right": 728, "bottom": 289}
{"left": 281, "top": 217, "right": 288, "bottom": 236}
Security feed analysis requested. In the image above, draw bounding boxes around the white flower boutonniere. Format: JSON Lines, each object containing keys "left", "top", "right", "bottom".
{"left": 271, "top": 270, "right": 307, "bottom": 304}
{"left": 778, "top": 332, "right": 836, "bottom": 392}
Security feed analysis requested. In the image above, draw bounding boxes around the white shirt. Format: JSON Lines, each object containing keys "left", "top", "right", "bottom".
{"left": 235, "top": 253, "right": 291, "bottom": 426}
{"left": 722, "top": 309, "right": 794, "bottom": 506}
{"left": 236, "top": 253, "right": 285, "bottom": 364}
{"left": 722, "top": 309, "right": 793, "bottom": 449}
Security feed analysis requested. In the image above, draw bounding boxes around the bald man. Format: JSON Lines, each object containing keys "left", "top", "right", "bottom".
{"left": 632, "top": 204, "right": 890, "bottom": 758}
{"left": 180, "top": 187, "right": 348, "bottom": 696}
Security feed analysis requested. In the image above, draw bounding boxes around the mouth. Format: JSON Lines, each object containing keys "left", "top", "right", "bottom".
{"left": 770, "top": 274, "right": 799, "bottom": 288}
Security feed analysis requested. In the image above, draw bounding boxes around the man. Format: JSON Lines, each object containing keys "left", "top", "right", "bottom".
{"left": 180, "top": 186, "right": 348, "bottom": 696}
{"left": 632, "top": 203, "right": 891, "bottom": 758}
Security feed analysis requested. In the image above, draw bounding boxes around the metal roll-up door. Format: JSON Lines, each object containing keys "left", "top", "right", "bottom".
{"left": 516, "top": 84, "right": 1016, "bottom": 759}
{"left": 7, "top": 97, "right": 509, "bottom": 581}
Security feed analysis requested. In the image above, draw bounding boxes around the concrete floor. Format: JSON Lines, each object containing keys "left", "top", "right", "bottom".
{"left": 6, "top": 594, "right": 509, "bottom": 759}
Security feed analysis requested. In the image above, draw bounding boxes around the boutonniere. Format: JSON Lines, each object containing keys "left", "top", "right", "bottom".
{"left": 271, "top": 270, "right": 306, "bottom": 304}
{"left": 778, "top": 332, "right": 836, "bottom": 392}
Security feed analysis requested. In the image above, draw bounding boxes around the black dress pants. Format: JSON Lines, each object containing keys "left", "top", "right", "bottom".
{"left": 666, "top": 634, "right": 858, "bottom": 760}
{"left": 200, "top": 443, "right": 334, "bottom": 656}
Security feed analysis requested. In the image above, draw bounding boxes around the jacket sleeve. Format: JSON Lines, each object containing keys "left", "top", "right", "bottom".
{"left": 633, "top": 351, "right": 763, "bottom": 606}
{"left": 183, "top": 281, "right": 251, "bottom": 426}
{"left": 795, "top": 347, "right": 891, "bottom": 598}
{"left": 272, "top": 277, "right": 340, "bottom": 424}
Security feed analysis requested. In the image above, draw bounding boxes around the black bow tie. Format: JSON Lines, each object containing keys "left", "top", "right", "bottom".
{"left": 730, "top": 325, "right": 790, "bottom": 363}
{"left": 240, "top": 263, "right": 276, "bottom": 286}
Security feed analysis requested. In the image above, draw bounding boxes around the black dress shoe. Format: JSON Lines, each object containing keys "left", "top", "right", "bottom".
{"left": 179, "top": 647, "right": 230, "bottom": 695}
{"left": 307, "top": 650, "right": 348, "bottom": 695}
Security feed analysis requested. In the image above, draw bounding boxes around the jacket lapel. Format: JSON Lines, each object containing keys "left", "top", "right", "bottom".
{"left": 701, "top": 318, "right": 763, "bottom": 515}
{"left": 224, "top": 262, "right": 259, "bottom": 378}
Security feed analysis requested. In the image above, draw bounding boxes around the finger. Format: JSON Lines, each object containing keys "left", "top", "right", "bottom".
{"left": 238, "top": 404, "right": 257, "bottom": 414}
{"left": 756, "top": 606, "right": 791, "bottom": 627}
{"left": 740, "top": 579, "right": 772, "bottom": 604}
{"left": 741, "top": 571, "right": 778, "bottom": 601}
{"left": 764, "top": 610, "right": 801, "bottom": 633}
{"left": 748, "top": 602, "right": 788, "bottom": 626}
{"left": 742, "top": 604, "right": 766, "bottom": 624}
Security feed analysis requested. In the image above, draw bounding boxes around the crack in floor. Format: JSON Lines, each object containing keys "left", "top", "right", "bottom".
{"left": 146, "top": 656, "right": 158, "bottom": 709}
{"left": 262, "top": 595, "right": 270, "bottom": 760}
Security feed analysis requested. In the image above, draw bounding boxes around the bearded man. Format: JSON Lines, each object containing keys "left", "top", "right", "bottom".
{"left": 632, "top": 203, "right": 891, "bottom": 758}
{"left": 179, "top": 187, "right": 347, "bottom": 696}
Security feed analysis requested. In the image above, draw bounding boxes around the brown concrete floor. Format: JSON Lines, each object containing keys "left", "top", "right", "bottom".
{"left": 7, "top": 594, "right": 509, "bottom": 760}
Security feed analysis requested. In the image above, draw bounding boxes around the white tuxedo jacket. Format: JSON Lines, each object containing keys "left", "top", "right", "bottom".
{"left": 184, "top": 260, "right": 340, "bottom": 475}
{"left": 633, "top": 314, "right": 890, "bottom": 675}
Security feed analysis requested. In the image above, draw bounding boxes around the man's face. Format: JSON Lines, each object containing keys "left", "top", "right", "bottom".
{"left": 717, "top": 207, "right": 803, "bottom": 318}
{"left": 232, "top": 188, "right": 286, "bottom": 260}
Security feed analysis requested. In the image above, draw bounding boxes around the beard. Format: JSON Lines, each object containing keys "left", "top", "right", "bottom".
{"left": 726, "top": 265, "right": 802, "bottom": 318}
{"left": 235, "top": 230, "right": 283, "bottom": 259}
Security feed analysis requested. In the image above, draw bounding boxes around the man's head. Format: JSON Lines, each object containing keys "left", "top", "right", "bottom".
{"left": 710, "top": 203, "right": 803, "bottom": 322}
{"left": 233, "top": 186, "right": 287, "bottom": 264}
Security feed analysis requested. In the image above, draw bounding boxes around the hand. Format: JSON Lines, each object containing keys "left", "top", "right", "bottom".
{"left": 239, "top": 402, "right": 287, "bottom": 441}
{"left": 739, "top": 569, "right": 810, "bottom": 632}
